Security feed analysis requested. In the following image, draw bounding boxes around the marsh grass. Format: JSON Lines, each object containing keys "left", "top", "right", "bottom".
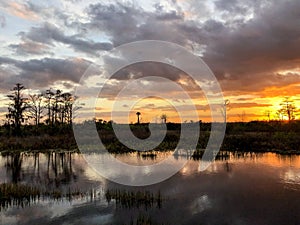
{"left": 105, "top": 189, "right": 163, "bottom": 209}
{"left": 0, "top": 183, "right": 88, "bottom": 210}
{"left": 0, "top": 123, "right": 299, "bottom": 154}
{"left": 0, "top": 182, "right": 164, "bottom": 212}
{"left": 128, "top": 213, "right": 169, "bottom": 225}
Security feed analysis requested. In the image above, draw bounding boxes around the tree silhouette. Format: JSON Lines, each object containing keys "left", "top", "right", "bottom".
{"left": 53, "top": 89, "right": 63, "bottom": 124}
{"left": 221, "top": 99, "right": 230, "bottom": 123}
{"left": 44, "top": 89, "right": 55, "bottom": 125}
{"left": 6, "top": 153, "right": 23, "bottom": 183}
{"left": 61, "top": 92, "right": 76, "bottom": 124}
{"left": 136, "top": 112, "right": 141, "bottom": 124}
{"left": 27, "top": 93, "right": 44, "bottom": 127}
{"left": 6, "top": 83, "right": 27, "bottom": 136}
{"left": 277, "top": 97, "right": 298, "bottom": 122}
{"left": 160, "top": 114, "right": 167, "bottom": 123}
{"left": 264, "top": 110, "right": 272, "bottom": 122}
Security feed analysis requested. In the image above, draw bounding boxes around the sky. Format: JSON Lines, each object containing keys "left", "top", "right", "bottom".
{"left": 0, "top": 0, "right": 299, "bottom": 123}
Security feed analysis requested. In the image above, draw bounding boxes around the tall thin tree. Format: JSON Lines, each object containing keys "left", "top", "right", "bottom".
{"left": 27, "top": 94, "right": 44, "bottom": 127}
{"left": 44, "top": 89, "right": 54, "bottom": 125}
{"left": 7, "top": 83, "right": 27, "bottom": 136}
{"left": 278, "top": 97, "right": 298, "bottom": 122}
{"left": 160, "top": 114, "right": 167, "bottom": 123}
{"left": 136, "top": 112, "right": 141, "bottom": 124}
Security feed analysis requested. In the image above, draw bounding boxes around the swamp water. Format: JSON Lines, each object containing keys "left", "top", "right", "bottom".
{"left": 0, "top": 151, "right": 300, "bottom": 225}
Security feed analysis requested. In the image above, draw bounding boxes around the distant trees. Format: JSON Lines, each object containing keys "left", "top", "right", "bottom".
{"left": 42, "top": 89, "right": 76, "bottom": 126}
{"left": 263, "top": 97, "right": 299, "bottom": 122}
{"left": 44, "top": 88, "right": 55, "bottom": 125}
{"left": 136, "top": 112, "right": 141, "bottom": 124}
{"left": 264, "top": 110, "right": 272, "bottom": 122}
{"left": 277, "top": 97, "right": 298, "bottom": 122}
{"left": 6, "top": 83, "right": 28, "bottom": 135}
{"left": 5, "top": 84, "right": 77, "bottom": 135}
{"left": 60, "top": 92, "right": 76, "bottom": 125}
{"left": 27, "top": 94, "right": 44, "bottom": 127}
{"left": 160, "top": 114, "right": 167, "bottom": 123}
{"left": 221, "top": 99, "right": 230, "bottom": 123}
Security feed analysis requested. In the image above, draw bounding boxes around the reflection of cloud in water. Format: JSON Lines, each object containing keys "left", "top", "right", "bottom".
{"left": 190, "top": 195, "right": 211, "bottom": 214}
{"left": 2, "top": 152, "right": 300, "bottom": 224}
{"left": 281, "top": 169, "right": 300, "bottom": 190}
{"left": 5, "top": 201, "right": 115, "bottom": 225}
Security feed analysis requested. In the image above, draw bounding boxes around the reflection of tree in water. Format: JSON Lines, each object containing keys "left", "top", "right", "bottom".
{"left": 5, "top": 153, "right": 23, "bottom": 183}
{"left": 224, "top": 161, "right": 232, "bottom": 173}
{"left": 5, "top": 152, "right": 79, "bottom": 188}
{"left": 45, "top": 152, "right": 77, "bottom": 187}
{"left": 0, "top": 152, "right": 105, "bottom": 210}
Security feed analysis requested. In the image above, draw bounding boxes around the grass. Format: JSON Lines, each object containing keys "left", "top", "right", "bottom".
{"left": 128, "top": 213, "right": 169, "bottom": 225}
{"left": 0, "top": 183, "right": 89, "bottom": 210}
{"left": 0, "top": 183, "right": 40, "bottom": 209}
{"left": 0, "top": 123, "right": 300, "bottom": 155}
{"left": 0, "top": 183, "right": 164, "bottom": 212}
{"left": 105, "top": 189, "right": 163, "bottom": 209}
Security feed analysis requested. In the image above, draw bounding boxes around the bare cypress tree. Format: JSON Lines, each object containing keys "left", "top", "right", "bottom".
{"left": 27, "top": 94, "right": 44, "bottom": 127}
{"left": 6, "top": 83, "right": 27, "bottom": 136}
{"left": 221, "top": 99, "right": 230, "bottom": 123}
{"left": 53, "top": 89, "right": 62, "bottom": 124}
{"left": 278, "top": 97, "right": 298, "bottom": 122}
{"left": 61, "top": 92, "right": 76, "bottom": 124}
{"left": 44, "top": 89, "right": 54, "bottom": 125}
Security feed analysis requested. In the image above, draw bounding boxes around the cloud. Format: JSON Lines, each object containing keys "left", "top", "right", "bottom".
{"left": 87, "top": 2, "right": 189, "bottom": 47}
{"left": 203, "top": 0, "right": 300, "bottom": 92}
{"left": 0, "top": 64, "right": 20, "bottom": 91}
{"left": 18, "top": 23, "right": 113, "bottom": 55}
{"left": 0, "top": 14, "right": 6, "bottom": 27}
{"left": 9, "top": 41, "right": 52, "bottom": 56}
{"left": 0, "top": 1, "right": 38, "bottom": 20}
{"left": 229, "top": 102, "right": 272, "bottom": 108}
{"left": 0, "top": 56, "right": 91, "bottom": 90}
{"left": 111, "top": 62, "right": 184, "bottom": 82}
{"left": 0, "top": 56, "right": 17, "bottom": 65}
{"left": 1, "top": 0, "right": 300, "bottom": 100}
{"left": 83, "top": 1, "right": 300, "bottom": 96}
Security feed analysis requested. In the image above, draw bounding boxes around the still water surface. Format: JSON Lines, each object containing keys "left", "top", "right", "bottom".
{"left": 1, "top": 151, "right": 300, "bottom": 225}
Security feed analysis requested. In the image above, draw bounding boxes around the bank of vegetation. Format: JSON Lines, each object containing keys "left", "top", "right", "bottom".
{"left": 0, "top": 120, "right": 300, "bottom": 155}
{"left": 1, "top": 83, "right": 300, "bottom": 155}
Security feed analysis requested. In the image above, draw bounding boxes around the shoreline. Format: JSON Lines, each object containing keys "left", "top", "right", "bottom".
{"left": 1, "top": 122, "right": 299, "bottom": 155}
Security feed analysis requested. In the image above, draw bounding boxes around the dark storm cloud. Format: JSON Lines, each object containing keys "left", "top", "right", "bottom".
{"left": 0, "top": 57, "right": 91, "bottom": 89}
{"left": 84, "top": 2, "right": 205, "bottom": 89}
{"left": 86, "top": 0, "right": 300, "bottom": 94}
{"left": 17, "top": 58, "right": 91, "bottom": 86}
{"left": 112, "top": 62, "right": 183, "bottom": 82}
{"left": 0, "top": 64, "right": 20, "bottom": 91}
{"left": 0, "top": 56, "right": 17, "bottom": 65}
{"left": 2, "top": 0, "right": 300, "bottom": 96}
{"left": 87, "top": 3, "right": 144, "bottom": 46}
{"left": 156, "top": 10, "right": 184, "bottom": 21}
{"left": 200, "top": 0, "right": 300, "bottom": 92}
{"left": 18, "top": 23, "right": 113, "bottom": 55}
{"left": 87, "top": 2, "right": 189, "bottom": 46}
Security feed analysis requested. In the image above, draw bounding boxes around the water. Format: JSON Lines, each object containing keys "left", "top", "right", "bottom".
{"left": 1, "top": 151, "right": 300, "bottom": 225}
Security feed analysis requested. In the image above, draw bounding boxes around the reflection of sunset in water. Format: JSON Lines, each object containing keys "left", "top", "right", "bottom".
{"left": 1, "top": 151, "right": 300, "bottom": 225}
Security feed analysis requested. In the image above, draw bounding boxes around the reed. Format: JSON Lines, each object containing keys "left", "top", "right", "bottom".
{"left": 0, "top": 183, "right": 86, "bottom": 210}
{"left": 105, "top": 189, "right": 162, "bottom": 209}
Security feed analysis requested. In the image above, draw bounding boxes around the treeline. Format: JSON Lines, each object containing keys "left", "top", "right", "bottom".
{"left": 3, "top": 83, "right": 77, "bottom": 136}
{"left": 2, "top": 83, "right": 300, "bottom": 138}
